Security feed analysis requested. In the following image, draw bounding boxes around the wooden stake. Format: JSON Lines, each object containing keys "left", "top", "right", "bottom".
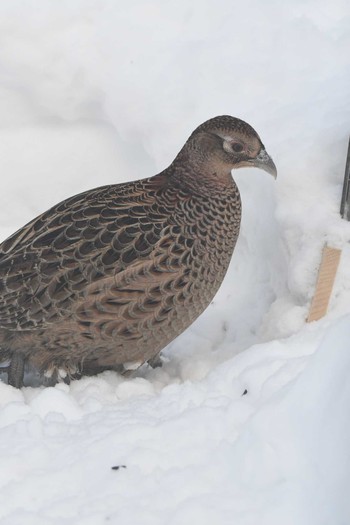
{"left": 307, "top": 139, "right": 349, "bottom": 322}
{"left": 307, "top": 245, "right": 341, "bottom": 322}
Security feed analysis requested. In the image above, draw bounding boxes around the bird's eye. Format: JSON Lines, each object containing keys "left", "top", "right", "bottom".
{"left": 231, "top": 142, "right": 244, "bottom": 153}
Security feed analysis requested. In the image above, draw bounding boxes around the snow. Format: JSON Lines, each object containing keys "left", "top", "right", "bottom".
{"left": 0, "top": 1, "right": 349, "bottom": 523}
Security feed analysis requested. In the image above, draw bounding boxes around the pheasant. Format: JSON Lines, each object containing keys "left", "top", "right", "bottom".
{"left": 0, "top": 115, "right": 276, "bottom": 387}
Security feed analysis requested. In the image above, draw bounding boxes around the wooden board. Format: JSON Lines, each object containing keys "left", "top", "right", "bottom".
{"left": 307, "top": 245, "right": 341, "bottom": 322}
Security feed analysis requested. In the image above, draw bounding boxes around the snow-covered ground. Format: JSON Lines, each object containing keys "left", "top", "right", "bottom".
{"left": 0, "top": 1, "right": 349, "bottom": 523}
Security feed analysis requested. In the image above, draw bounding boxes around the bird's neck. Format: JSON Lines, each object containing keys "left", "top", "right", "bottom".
{"left": 165, "top": 149, "right": 235, "bottom": 197}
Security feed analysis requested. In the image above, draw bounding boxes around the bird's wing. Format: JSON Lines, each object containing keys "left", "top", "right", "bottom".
{"left": 0, "top": 174, "right": 193, "bottom": 331}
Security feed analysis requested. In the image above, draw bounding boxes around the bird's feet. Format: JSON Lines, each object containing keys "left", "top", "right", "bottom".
{"left": 147, "top": 354, "right": 163, "bottom": 369}
{"left": 4, "top": 353, "right": 25, "bottom": 388}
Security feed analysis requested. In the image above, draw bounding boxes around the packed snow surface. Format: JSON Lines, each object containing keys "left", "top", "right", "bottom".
{"left": 0, "top": 1, "right": 349, "bottom": 524}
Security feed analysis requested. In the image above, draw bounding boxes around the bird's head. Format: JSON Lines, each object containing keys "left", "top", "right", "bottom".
{"left": 180, "top": 115, "right": 277, "bottom": 181}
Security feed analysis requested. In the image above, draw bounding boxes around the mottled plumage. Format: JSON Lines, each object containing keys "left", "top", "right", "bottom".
{"left": 0, "top": 115, "right": 276, "bottom": 387}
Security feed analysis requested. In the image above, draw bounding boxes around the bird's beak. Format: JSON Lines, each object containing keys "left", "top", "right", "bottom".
{"left": 249, "top": 148, "right": 277, "bottom": 178}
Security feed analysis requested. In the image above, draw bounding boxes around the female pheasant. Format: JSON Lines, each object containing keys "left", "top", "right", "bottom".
{"left": 0, "top": 115, "right": 276, "bottom": 387}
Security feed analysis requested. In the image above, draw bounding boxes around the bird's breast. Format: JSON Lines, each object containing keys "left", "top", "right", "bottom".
{"left": 169, "top": 188, "right": 241, "bottom": 298}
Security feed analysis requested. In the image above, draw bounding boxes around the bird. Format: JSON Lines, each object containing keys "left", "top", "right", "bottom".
{"left": 0, "top": 115, "right": 276, "bottom": 388}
